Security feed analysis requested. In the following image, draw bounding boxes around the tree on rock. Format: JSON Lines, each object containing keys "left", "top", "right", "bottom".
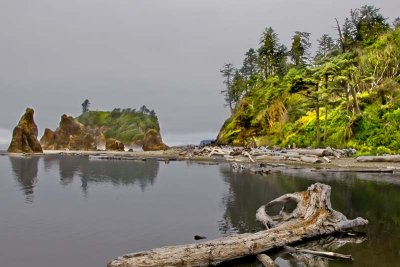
{"left": 82, "top": 99, "right": 90, "bottom": 113}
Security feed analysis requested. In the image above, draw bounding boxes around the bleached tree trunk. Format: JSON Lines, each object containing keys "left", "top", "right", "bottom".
{"left": 108, "top": 183, "right": 367, "bottom": 267}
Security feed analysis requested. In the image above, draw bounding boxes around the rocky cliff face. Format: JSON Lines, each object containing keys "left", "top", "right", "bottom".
{"left": 40, "top": 115, "right": 96, "bottom": 151}
{"left": 105, "top": 138, "right": 125, "bottom": 151}
{"left": 8, "top": 108, "right": 43, "bottom": 153}
{"left": 142, "top": 129, "right": 169, "bottom": 151}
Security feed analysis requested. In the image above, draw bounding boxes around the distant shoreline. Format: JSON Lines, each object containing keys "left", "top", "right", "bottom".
{"left": 2, "top": 148, "right": 400, "bottom": 174}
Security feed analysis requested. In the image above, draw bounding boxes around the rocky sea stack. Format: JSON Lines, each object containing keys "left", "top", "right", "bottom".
{"left": 105, "top": 138, "right": 125, "bottom": 151}
{"left": 8, "top": 108, "right": 43, "bottom": 153}
{"left": 40, "top": 114, "right": 96, "bottom": 151}
{"left": 142, "top": 129, "right": 169, "bottom": 151}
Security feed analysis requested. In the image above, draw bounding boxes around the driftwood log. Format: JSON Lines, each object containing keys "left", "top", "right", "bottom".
{"left": 278, "top": 235, "right": 366, "bottom": 267}
{"left": 283, "top": 246, "right": 353, "bottom": 260}
{"left": 256, "top": 254, "right": 278, "bottom": 267}
{"left": 357, "top": 155, "right": 400, "bottom": 162}
{"left": 107, "top": 183, "right": 368, "bottom": 267}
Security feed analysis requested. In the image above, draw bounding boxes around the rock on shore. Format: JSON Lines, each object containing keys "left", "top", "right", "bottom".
{"left": 142, "top": 129, "right": 169, "bottom": 151}
{"left": 40, "top": 114, "right": 96, "bottom": 151}
{"left": 8, "top": 108, "right": 43, "bottom": 153}
{"left": 105, "top": 138, "right": 125, "bottom": 151}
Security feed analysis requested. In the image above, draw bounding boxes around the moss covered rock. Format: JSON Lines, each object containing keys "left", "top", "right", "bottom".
{"left": 8, "top": 108, "right": 43, "bottom": 153}
{"left": 76, "top": 109, "right": 160, "bottom": 145}
{"left": 142, "top": 129, "right": 168, "bottom": 151}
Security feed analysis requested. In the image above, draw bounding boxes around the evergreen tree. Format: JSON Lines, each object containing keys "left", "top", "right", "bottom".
{"left": 257, "top": 27, "right": 287, "bottom": 78}
{"left": 393, "top": 17, "right": 400, "bottom": 29}
{"left": 240, "top": 48, "right": 258, "bottom": 79}
{"left": 348, "top": 5, "right": 389, "bottom": 46}
{"left": 290, "top": 31, "right": 311, "bottom": 66}
{"left": 220, "top": 63, "right": 236, "bottom": 113}
{"left": 81, "top": 99, "right": 90, "bottom": 113}
{"left": 314, "top": 34, "right": 338, "bottom": 64}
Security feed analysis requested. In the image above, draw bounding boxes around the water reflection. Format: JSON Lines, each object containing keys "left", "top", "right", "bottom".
{"left": 11, "top": 155, "right": 160, "bottom": 201}
{"left": 218, "top": 164, "right": 400, "bottom": 267}
{"left": 51, "top": 155, "right": 158, "bottom": 192}
{"left": 9, "top": 156, "right": 40, "bottom": 203}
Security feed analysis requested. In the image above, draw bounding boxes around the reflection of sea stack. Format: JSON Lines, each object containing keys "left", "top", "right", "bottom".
{"left": 40, "top": 114, "right": 96, "bottom": 151}
{"left": 8, "top": 108, "right": 43, "bottom": 153}
{"left": 142, "top": 129, "right": 169, "bottom": 151}
{"left": 9, "top": 156, "right": 40, "bottom": 203}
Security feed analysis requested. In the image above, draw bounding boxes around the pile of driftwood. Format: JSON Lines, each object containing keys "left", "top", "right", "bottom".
{"left": 108, "top": 183, "right": 367, "bottom": 267}
{"left": 189, "top": 146, "right": 355, "bottom": 164}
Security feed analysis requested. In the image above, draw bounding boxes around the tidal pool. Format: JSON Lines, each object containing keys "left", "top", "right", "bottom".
{"left": 0, "top": 154, "right": 399, "bottom": 267}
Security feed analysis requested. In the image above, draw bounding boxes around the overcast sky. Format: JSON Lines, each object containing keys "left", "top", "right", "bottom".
{"left": 0, "top": 0, "right": 398, "bottom": 145}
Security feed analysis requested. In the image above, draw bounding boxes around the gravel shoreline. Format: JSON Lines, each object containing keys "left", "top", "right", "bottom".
{"left": 3, "top": 148, "right": 400, "bottom": 172}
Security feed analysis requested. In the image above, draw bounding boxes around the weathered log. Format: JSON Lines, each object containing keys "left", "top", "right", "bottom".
{"left": 284, "top": 246, "right": 353, "bottom": 260}
{"left": 322, "top": 156, "right": 331, "bottom": 163}
{"left": 256, "top": 254, "right": 277, "bottom": 267}
{"left": 357, "top": 155, "right": 400, "bottom": 162}
{"left": 278, "top": 235, "right": 366, "bottom": 267}
{"left": 107, "top": 183, "right": 368, "bottom": 267}
{"left": 287, "top": 157, "right": 302, "bottom": 162}
{"left": 313, "top": 168, "right": 394, "bottom": 173}
{"left": 300, "top": 156, "right": 322, "bottom": 163}
{"left": 242, "top": 151, "right": 255, "bottom": 162}
{"left": 292, "top": 149, "right": 333, "bottom": 157}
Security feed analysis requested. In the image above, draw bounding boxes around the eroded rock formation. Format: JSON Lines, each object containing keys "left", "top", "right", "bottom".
{"left": 142, "top": 129, "right": 169, "bottom": 151}
{"left": 8, "top": 108, "right": 43, "bottom": 153}
{"left": 40, "top": 114, "right": 96, "bottom": 151}
{"left": 106, "top": 138, "right": 125, "bottom": 151}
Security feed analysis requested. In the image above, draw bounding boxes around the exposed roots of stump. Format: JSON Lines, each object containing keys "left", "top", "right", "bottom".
{"left": 108, "top": 183, "right": 368, "bottom": 267}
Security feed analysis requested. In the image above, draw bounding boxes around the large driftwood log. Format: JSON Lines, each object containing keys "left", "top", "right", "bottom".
{"left": 357, "top": 155, "right": 400, "bottom": 162}
{"left": 107, "top": 183, "right": 367, "bottom": 267}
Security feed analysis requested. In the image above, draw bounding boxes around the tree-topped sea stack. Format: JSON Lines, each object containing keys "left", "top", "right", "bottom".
{"left": 40, "top": 114, "right": 96, "bottom": 151}
{"left": 76, "top": 107, "right": 160, "bottom": 146}
{"left": 8, "top": 108, "right": 43, "bottom": 153}
{"left": 142, "top": 129, "right": 169, "bottom": 151}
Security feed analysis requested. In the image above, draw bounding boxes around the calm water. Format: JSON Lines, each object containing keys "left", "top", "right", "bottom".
{"left": 0, "top": 155, "right": 399, "bottom": 267}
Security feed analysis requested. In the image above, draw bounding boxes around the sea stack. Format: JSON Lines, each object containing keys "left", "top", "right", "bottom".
{"left": 142, "top": 129, "right": 169, "bottom": 151}
{"left": 105, "top": 138, "right": 125, "bottom": 151}
{"left": 40, "top": 114, "right": 96, "bottom": 151}
{"left": 8, "top": 108, "right": 43, "bottom": 153}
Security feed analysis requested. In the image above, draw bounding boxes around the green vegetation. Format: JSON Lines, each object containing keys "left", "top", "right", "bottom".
{"left": 77, "top": 106, "right": 160, "bottom": 144}
{"left": 217, "top": 6, "right": 400, "bottom": 155}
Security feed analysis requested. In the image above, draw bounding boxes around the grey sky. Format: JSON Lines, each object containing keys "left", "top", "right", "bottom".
{"left": 0, "top": 0, "right": 398, "bottom": 145}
